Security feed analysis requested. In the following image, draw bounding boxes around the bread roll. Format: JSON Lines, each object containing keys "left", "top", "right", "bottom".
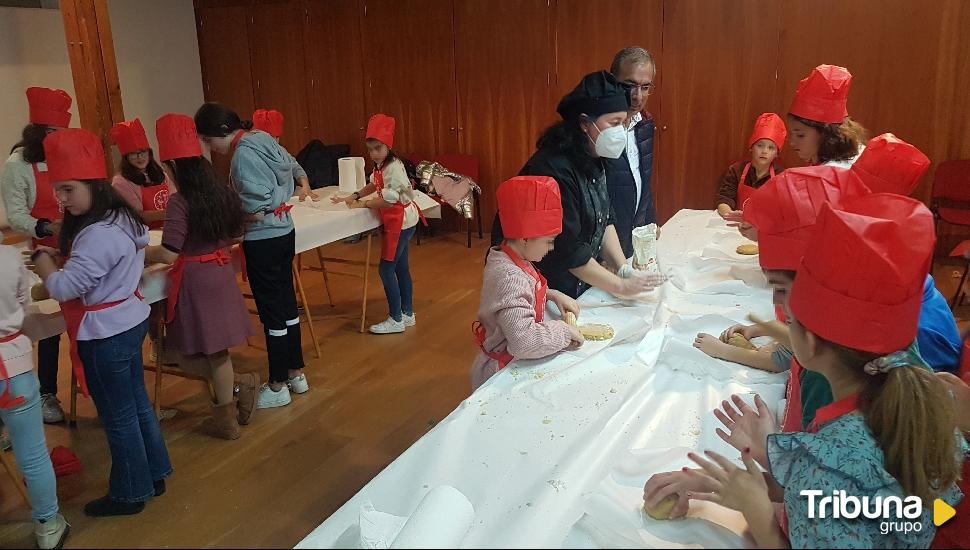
{"left": 31, "top": 283, "right": 50, "bottom": 302}
{"left": 644, "top": 494, "right": 679, "bottom": 520}
{"left": 728, "top": 333, "right": 757, "bottom": 350}
{"left": 736, "top": 244, "right": 759, "bottom": 255}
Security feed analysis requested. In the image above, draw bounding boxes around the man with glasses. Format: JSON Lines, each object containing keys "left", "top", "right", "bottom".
{"left": 606, "top": 46, "right": 657, "bottom": 259}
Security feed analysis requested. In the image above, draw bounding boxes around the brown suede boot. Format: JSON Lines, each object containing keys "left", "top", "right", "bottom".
{"left": 201, "top": 401, "right": 241, "bottom": 440}
{"left": 233, "top": 372, "right": 260, "bottom": 425}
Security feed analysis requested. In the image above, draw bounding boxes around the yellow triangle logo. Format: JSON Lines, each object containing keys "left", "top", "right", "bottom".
{"left": 934, "top": 498, "right": 956, "bottom": 527}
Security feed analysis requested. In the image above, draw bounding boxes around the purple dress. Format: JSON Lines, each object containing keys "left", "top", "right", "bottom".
{"left": 162, "top": 194, "right": 254, "bottom": 355}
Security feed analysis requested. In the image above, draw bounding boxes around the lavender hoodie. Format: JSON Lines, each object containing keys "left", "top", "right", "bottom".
{"left": 46, "top": 213, "right": 151, "bottom": 341}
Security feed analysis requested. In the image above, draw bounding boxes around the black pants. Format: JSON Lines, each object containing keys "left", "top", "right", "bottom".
{"left": 242, "top": 230, "right": 305, "bottom": 383}
{"left": 38, "top": 334, "right": 61, "bottom": 395}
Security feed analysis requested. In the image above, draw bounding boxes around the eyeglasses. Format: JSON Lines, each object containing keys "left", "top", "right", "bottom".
{"left": 626, "top": 82, "right": 655, "bottom": 96}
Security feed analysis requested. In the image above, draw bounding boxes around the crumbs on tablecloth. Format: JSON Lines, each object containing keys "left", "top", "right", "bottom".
{"left": 542, "top": 417, "right": 552, "bottom": 425}
{"left": 547, "top": 480, "right": 567, "bottom": 493}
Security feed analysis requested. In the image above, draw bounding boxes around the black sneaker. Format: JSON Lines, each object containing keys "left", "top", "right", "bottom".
{"left": 154, "top": 479, "right": 166, "bottom": 497}
{"left": 83, "top": 496, "right": 145, "bottom": 517}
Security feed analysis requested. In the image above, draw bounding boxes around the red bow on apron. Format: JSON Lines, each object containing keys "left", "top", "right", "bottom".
{"left": 61, "top": 292, "right": 144, "bottom": 396}
{"left": 165, "top": 248, "right": 232, "bottom": 323}
{"left": 372, "top": 166, "right": 427, "bottom": 262}
{"left": 0, "top": 331, "right": 27, "bottom": 409}
{"left": 139, "top": 182, "right": 170, "bottom": 229}
{"left": 30, "top": 163, "right": 62, "bottom": 249}
{"left": 735, "top": 162, "right": 776, "bottom": 211}
{"left": 472, "top": 244, "right": 548, "bottom": 370}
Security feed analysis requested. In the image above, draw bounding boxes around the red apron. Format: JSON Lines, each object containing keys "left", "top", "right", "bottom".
{"left": 30, "top": 163, "right": 62, "bottom": 249}
{"left": 165, "top": 248, "right": 232, "bottom": 323}
{"left": 61, "top": 292, "right": 143, "bottom": 396}
{"left": 736, "top": 162, "right": 775, "bottom": 211}
{"left": 472, "top": 244, "right": 548, "bottom": 370}
{"left": 372, "top": 167, "right": 427, "bottom": 262}
{"left": 0, "top": 331, "right": 27, "bottom": 409}
{"left": 139, "top": 182, "right": 170, "bottom": 229}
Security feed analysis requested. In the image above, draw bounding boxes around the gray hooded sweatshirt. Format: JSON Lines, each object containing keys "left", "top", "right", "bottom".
{"left": 230, "top": 131, "right": 299, "bottom": 241}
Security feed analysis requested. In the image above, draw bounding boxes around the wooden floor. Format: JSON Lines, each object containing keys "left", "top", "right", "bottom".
{"left": 0, "top": 230, "right": 488, "bottom": 548}
{"left": 2, "top": 230, "right": 970, "bottom": 548}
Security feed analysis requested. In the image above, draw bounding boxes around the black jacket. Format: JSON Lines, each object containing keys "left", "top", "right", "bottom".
{"left": 491, "top": 146, "right": 614, "bottom": 299}
{"left": 603, "top": 113, "right": 656, "bottom": 258}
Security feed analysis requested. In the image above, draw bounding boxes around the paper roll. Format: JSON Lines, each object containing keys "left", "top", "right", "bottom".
{"left": 389, "top": 486, "right": 475, "bottom": 549}
{"left": 338, "top": 157, "right": 360, "bottom": 194}
{"left": 354, "top": 156, "right": 366, "bottom": 190}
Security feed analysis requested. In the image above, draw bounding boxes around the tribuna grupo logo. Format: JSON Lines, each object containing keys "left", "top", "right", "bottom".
{"left": 801, "top": 490, "right": 956, "bottom": 536}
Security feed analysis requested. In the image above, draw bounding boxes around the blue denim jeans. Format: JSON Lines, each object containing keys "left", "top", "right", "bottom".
{"left": 77, "top": 319, "right": 171, "bottom": 502}
{"left": 0, "top": 371, "right": 58, "bottom": 521}
{"left": 379, "top": 225, "right": 416, "bottom": 322}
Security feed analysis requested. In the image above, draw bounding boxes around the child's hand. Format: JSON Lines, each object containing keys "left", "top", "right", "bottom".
{"left": 566, "top": 324, "right": 585, "bottom": 350}
{"left": 331, "top": 194, "right": 353, "bottom": 205}
{"left": 548, "top": 290, "right": 580, "bottom": 319}
{"left": 720, "top": 209, "right": 744, "bottom": 223}
{"left": 737, "top": 222, "right": 758, "bottom": 242}
{"left": 694, "top": 333, "right": 731, "bottom": 359}
{"left": 299, "top": 186, "right": 320, "bottom": 202}
{"left": 643, "top": 469, "right": 718, "bottom": 519}
{"left": 713, "top": 393, "right": 776, "bottom": 469}
{"left": 719, "top": 323, "right": 761, "bottom": 343}
{"left": 687, "top": 449, "right": 771, "bottom": 516}
{"left": 938, "top": 372, "right": 970, "bottom": 432}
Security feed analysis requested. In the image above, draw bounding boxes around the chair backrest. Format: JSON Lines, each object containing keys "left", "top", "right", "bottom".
{"left": 932, "top": 160, "right": 970, "bottom": 202}
{"left": 434, "top": 153, "right": 479, "bottom": 182}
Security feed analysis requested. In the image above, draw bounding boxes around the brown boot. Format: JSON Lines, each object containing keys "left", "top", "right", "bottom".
{"left": 201, "top": 401, "right": 241, "bottom": 440}
{"left": 233, "top": 372, "right": 260, "bottom": 426}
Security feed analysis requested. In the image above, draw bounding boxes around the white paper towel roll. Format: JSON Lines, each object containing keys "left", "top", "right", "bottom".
{"left": 354, "top": 156, "right": 366, "bottom": 190}
{"left": 338, "top": 157, "right": 361, "bottom": 194}
{"left": 389, "top": 486, "right": 474, "bottom": 549}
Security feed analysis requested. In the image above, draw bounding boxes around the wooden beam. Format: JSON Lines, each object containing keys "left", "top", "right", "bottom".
{"left": 60, "top": 0, "right": 124, "bottom": 171}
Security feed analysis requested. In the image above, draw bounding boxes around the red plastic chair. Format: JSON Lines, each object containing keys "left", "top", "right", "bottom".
{"left": 433, "top": 153, "right": 484, "bottom": 248}
{"left": 949, "top": 240, "right": 970, "bottom": 309}
{"left": 932, "top": 160, "right": 970, "bottom": 228}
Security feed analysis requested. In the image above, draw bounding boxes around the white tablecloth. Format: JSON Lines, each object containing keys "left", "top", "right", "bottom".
{"left": 296, "top": 209, "right": 790, "bottom": 549}
{"left": 21, "top": 188, "right": 440, "bottom": 342}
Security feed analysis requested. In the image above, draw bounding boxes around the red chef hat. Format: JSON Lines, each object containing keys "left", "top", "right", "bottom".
{"left": 497, "top": 176, "right": 563, "bottom": 239}
{"left": 789, "top": 193, "right": 935, "bottom": 354}
{"left": 50, "top": 446, "right": 82, "bottom": 477}
{"left": 109, "top": 118, "right": 151, "bottom": 156}
{"left": 253, "top": 109, "right": 285, "bottom": 138}
{"left": 743, "top": 165, "right": 870, "bottom": 271}
{"left": 748, "top": 113, "right": 787, "bottom": 150}
{"left": 156, "top": 114, "right": 202, "bottom": 161}
{"left": 850, "top": 133, "right": 930, "bottom": 196}
{"left": 26, "top": 87, "right": 72, "bottom": 128}
{"left": 789, "top": 64, "right": 852, "bottom": 124}
{"left": 365, "top": 114, "right": 396, "bottom": 148}
{"left": 44, "top": 128, "right": 107, "bottom": 182}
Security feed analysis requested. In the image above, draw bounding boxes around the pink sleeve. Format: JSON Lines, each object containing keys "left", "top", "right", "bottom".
{"left": 111, "top": 175, "right": 143, "bottom": 212}
{"left": 493, "top": 272, "right": 573, "bottom": 360}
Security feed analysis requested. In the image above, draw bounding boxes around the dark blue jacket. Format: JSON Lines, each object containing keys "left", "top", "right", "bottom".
{"left": 603, "top": 113, "right": 656, "bottom": 258}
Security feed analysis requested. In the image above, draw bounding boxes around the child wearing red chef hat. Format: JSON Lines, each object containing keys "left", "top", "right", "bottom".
{"left": 252, "top": 109, "right": 318, "bottom": 202}
{"left": 332, "top": 114, "right": 427, "bottom": 334}
{"left": 470, "top": 176, "right": 585, "bottom": 390}
{"left": 680, "top": 194, "right": 964, "bottom": 549}
{"left": 109, "top": 118, "right": 174, "bottom": 229}
{"left": 715, "top": 113, "right": 787, "bottom": 222}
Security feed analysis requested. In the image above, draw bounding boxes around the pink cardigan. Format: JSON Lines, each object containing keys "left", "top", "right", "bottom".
{"left": 471, "top": 248, "right": 573, "bottom": 389}
{"left": 0, "top": 245, "right": 33, "bottom": 380}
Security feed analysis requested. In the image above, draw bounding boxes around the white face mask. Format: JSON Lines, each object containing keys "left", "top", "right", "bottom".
{"left": 586, "top": 120, "right": 627, "bottom": 159}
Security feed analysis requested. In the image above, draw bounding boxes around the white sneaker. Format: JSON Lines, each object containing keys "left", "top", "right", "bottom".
{"left": 34, "top": 513, "right": 70, "bottom": 549}
{"left": 287, "top": 374, "right": 309, "bottom": 394}
{"left": 402, "top": 313, "right": 416, "bottom": 328}
{"left": 41, "top": 394, "right": 65, "bottom": 424}
{"left": 256, "top": 384, "right": 292, "bottom": 409}
{"left": 369, "top": 317, "right": 405, "bottom": 334}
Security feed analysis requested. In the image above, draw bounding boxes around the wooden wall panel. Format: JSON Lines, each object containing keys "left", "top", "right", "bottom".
{"left": 304, "top": 0, "right": 367, "bottom": 156}
{"left": 359, "top": 0, "right": 459, "bottom": 158}
{"left": 195, "top": 6, "right": 255, "bottom": 117}
{"left": 454, "top": 0, "right": 552, "bottom": 225}
{"left": 655, "top": 0, "right": 781, "bottom": 222}
{"left": 248, "top": 0, "right": 311, "bottom": 152}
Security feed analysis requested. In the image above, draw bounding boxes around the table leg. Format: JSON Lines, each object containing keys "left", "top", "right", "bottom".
{"left": 315, "top": 247, "right": 335, "bottom": 307}
{"left": 293, "top": 263, "right": 322, "bottom": 359}
{"left": 360, "top": 234, "right": 372, "bottom": 334}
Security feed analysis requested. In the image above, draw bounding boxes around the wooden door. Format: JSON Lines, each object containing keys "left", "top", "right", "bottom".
{"left": 303, "top": 0, "right": 368, "bottom": 156}
{"left": 655, "top": 0, "right": 781, "bottom": 222}
{"left": 247, "top": 0, "right": 311, "bottom": 153}
{"left": 359, "top": 0, "right": 459, "bottom": 158}
{"left": 453, "top": 0, "right": 552, "bottom": 225}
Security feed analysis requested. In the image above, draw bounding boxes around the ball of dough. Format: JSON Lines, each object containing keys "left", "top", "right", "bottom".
{"left": 736, "top": 244, "right": 759, "bottom": 255}
{"left": 728, "top": 333, "right": 757, "bottom": 350}
{"left": 563, "top": 311, "right": 578, "bottom": 327}
{"left": 31, "top": 283, "right": 50, "bottom": 302}
{"left": 644, "top": 493, "right": 679, "bottom": 520}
